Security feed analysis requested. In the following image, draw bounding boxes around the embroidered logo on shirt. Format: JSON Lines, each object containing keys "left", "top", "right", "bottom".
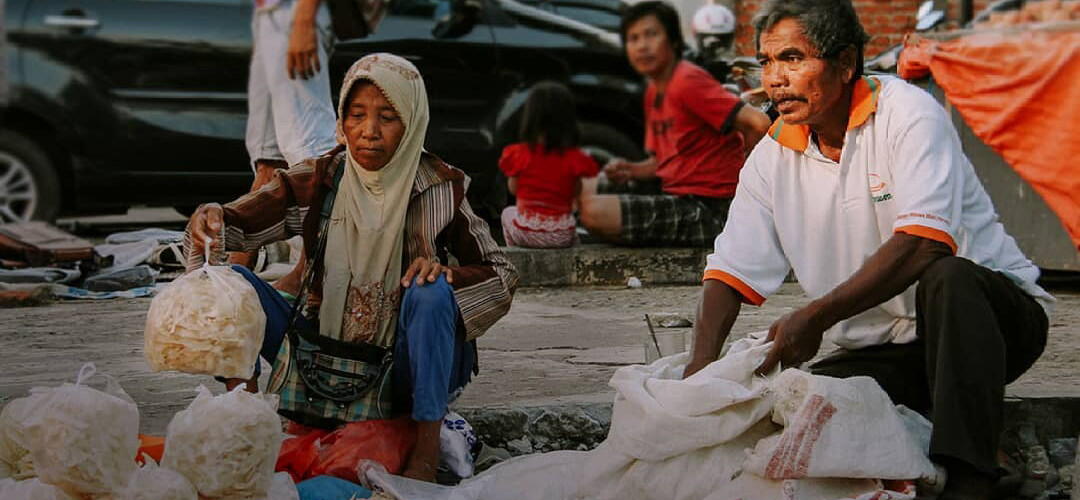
{"left": 869, "top": 173, "right": 893, "bottom": 203}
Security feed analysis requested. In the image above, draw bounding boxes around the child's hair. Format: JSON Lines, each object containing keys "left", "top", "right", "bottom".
{"left": 518, "top": 81, "right": 581, "bottom": 153}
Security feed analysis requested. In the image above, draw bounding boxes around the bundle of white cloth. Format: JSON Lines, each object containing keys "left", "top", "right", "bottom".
{"left": 363, "top": 333, "right": 940, "bottom": 500}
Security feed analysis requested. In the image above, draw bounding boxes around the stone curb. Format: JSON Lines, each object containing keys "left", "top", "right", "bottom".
{"left": 504, "top": 245, "right": 711, "bottom": 287}
{"left": 461, "top": 397, "right": 1080, "bottom": 456}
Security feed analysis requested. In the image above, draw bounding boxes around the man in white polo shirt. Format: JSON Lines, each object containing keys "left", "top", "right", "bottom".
{"left": 686, "top": 1, "right": 1054, "bottom": 498}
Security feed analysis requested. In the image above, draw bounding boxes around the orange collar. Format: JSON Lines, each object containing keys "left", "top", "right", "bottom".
{"left": 767, "top": 76, "right": 881, "bottom": 153}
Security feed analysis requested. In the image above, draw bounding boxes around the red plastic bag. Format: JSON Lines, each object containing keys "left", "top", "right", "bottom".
{"left": 276, "top": 429, "right": 328, "bottom": 483}
{"left": 276, "top": 418, "right": 417, "bottom": 482}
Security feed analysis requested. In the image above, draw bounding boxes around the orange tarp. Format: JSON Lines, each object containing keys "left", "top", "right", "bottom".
{"left": 899, "top": 29, "right": 1080, "bottom": 249}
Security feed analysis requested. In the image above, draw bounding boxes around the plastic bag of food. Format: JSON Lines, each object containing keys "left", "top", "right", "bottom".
{"left": 0, "top": 396, "right": 38, "bottom": 480}
{"left": 162, "top": 385, "right": 283, "bottom": 499}
{"left": 144, "top": 245, "right": 266, "bottom": 379}
{"left": 117, "top": 457, "right": 197, "bottom": 500}
{"left": 0, "top": 477, "right": 77, "bottom": 500}
{"left": 9, "top": 363, "right": 139, "bottom": 496}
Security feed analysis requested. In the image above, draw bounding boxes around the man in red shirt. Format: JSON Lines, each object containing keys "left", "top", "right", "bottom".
{"left": 579, "top": 0, "right": 771, "bottom": 247}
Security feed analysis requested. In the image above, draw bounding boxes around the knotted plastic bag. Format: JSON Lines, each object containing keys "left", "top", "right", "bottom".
{"left": 117, "top": 457, "right": 197, "bottom": 500}
{"left": 0, "top": 396, "right": 37, "bottom": 480}
{"left": 9, "top": 363, "right": 140, "bottom": 497}
{"left": 0, "top": 478, "right": 77, "bottom": 500}
{"left": 144, "top": 242, "right": 266, "bottom": 379}
{"left": 162, "top": 386, "right": 283, "bottom": 499}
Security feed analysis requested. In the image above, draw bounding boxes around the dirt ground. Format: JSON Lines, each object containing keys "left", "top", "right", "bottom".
{"left": 1, "top": 282, "right": 1078, "bottom": 434}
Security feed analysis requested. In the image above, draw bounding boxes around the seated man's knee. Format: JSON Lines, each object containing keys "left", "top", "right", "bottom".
{"left": 917, "top": 256, "right": 978, "bottom": 298}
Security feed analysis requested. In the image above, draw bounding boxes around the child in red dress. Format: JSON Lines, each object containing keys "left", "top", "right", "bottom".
{"left": 499, "top": 82, "right": 599, "bottom": 248}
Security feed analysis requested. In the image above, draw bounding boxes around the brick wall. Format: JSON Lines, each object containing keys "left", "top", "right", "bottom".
{"left": 731, "top": 0, "right": 993, "bottom": 58}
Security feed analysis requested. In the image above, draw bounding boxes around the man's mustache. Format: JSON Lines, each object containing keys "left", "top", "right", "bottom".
{"left": 770, "top": 93, "right": 807, "bottom": 103}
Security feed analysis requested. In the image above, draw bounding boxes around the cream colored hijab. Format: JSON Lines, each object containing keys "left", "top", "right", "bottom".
{"left": 319, "top": 54, "right": 429, "bottom": 347}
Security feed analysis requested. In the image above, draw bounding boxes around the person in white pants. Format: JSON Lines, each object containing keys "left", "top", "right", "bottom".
{"left": 235, "top": 0, "right": 338, "bottom": 292}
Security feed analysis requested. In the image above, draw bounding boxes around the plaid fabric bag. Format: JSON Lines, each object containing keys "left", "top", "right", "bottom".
{"left": 265, "top": 165, "right": 400, "bottom": 429}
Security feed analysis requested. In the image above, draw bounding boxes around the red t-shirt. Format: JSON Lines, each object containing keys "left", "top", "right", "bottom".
{"left": 645, "top": 60, "right": 745, "bottom": 199}
{"left": 499, "top": 143, "right": 599, "bottom": 216}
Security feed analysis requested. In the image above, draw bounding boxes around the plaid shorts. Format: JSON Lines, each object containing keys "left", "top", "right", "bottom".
{"left": 599, "top": 178, "right": 732, "bottom": 247}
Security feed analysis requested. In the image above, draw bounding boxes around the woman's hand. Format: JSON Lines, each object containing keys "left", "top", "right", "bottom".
{"left": 286, "top": 20, "right": 320, "bottom": 80}
{"left": 401, "top": 257, "right": 454, "bottom": 287}
{"left": 189, "top": 203, "right": 225, "bottom": 259}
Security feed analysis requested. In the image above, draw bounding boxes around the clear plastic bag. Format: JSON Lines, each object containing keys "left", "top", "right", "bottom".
{"left": 117, "top": 457, "right": 197, "bottom": 500}
{"left": 162, "top": 386, "right": 283, "bottom": 500}
{"left": 9, "top": 363, "right": 140, "bottom": 497}
{"left": 144, "top": 243, "right": 266, "bottom": 379}
{"left": 0, "top": 396, "right": 38, "bottom": 480}
{"left": 0, "top": 477, "right": 77, "bottom": 500}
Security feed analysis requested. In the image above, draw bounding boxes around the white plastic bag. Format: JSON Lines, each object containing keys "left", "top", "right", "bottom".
{"left": 162, "top": 386, "right": 283, "bottom": 500}
{"left": 743, "top": 369, "right": 937, "bottom": 481}
{"left": 144, "top": 244, "right": 266, "bottom": 379}
{"left": 0, "top": 478, "right": 77, "bottom": 500}
{"left": 9, "top": 363, "right": 139, "bottom": 497}
{"left": 117, "top": 458, "right": 197, "bottom": 500}
{"left": 440, "top": 411, "right": 478, "bottom": 479}
{"left": 0, "top": 396, "right": 38, "bottom": 480}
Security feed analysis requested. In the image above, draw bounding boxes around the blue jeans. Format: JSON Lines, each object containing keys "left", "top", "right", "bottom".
{"left": 232, "top": 266, "right": 474, "bottom": 422}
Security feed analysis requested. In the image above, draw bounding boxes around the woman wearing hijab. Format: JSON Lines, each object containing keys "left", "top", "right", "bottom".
{"left": 185, "top": 53, "right": 518, "bottom": 482}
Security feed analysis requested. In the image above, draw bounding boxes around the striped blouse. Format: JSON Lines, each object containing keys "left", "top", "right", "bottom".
{"left": 183, "top": 146, "right": 518, "bottom": 340}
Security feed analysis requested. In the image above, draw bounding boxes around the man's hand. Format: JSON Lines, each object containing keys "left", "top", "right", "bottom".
{"left": 189, "top": 203, "right": 225, "bottom": 259}
{"left": 755, "top": 307, "right": 829, "bottom": 375}
{"left": 287, "top": 21, "right": 320, "bottom": 80}
{"left": 401, "top": 257, "right": 454, "bottom": 288}
{"left": 603, "top": 158, "right": 633, "bottom": 184}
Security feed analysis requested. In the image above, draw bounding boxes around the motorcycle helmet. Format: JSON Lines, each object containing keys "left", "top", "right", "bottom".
{"left": 692, "top": 3, "right": 736, "bottom": 62}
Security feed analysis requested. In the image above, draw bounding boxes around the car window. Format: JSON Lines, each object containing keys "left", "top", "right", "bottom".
{"left": 138, "top": 0, "right": 248, "bottom": 5}
{"left": 391, "top": 0, "right": 447, "bottom": 18}
{"left": 553, "top": 5, "right": 620, "bottom": 32}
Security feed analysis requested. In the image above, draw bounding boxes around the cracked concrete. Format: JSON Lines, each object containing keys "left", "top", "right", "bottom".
{"left": 1, "top": 282, "right": 1077, "bottom": 441}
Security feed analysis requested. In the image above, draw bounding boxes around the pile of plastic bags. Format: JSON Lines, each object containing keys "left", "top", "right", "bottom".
{"left": 144, "top": 255, "right": 266, "bottom": 379}
{"left": 0, "top": 364, "right": 298, "bottom": 500}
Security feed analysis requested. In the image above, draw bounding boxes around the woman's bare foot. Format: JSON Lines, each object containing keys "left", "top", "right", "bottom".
{"left": 402, "top": 420, "right": 442, "bottom": 482}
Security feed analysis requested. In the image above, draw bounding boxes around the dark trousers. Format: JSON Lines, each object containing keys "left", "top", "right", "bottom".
{"left": 810, "top": 257, "right": 1049, "bottom": 476}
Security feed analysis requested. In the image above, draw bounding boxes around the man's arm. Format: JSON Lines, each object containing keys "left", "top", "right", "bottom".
{"left": 731, "top": 105, "right": 771, "bottom": 157}
{"left": 756, "top": 233, "right": 952, "bottom": 373}
{"left": 287, "top": 0, "right": 323, "bottom": 80}
{"left": 603, "top": 156, "right": 658, "bottom": 184}
{"left": 684, "top": 280, "right": 743, "bottom": 378}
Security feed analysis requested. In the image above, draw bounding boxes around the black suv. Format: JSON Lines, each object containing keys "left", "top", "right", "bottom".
{"left": 0, "top": 0, "right": 644, "bottom": 224}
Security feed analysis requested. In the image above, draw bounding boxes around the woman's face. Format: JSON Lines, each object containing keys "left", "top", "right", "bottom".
{"left": 343, "top": 81, "right": 406, "bottom": 171}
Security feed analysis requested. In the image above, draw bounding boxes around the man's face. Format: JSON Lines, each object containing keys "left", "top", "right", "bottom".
{"left": 625, "top": 14, "right": 677, "bottom": 79}
{"left": 757, "top": 18, "right": 852, "bottom": 126}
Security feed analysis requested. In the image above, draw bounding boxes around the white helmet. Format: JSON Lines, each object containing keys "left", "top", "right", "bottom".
{"left": 692, "top": 3, "right": 736, "bottom": 36}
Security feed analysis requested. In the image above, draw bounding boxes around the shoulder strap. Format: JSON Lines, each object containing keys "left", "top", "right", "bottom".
{"left": 285, "top": 162, "right": 346, "bottom": 337}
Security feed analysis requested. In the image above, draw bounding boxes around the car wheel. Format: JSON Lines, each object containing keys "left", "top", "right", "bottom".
{"left": 579, "top": 122, "right": 645, "bottom": 167}
{"left": 0, "top": 129, "right": 62, "bottom": 222}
